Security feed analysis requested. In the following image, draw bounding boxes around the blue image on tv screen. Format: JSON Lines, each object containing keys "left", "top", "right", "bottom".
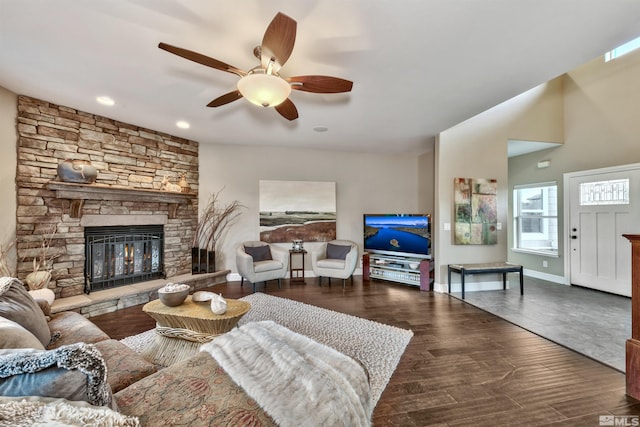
{"left": 364, "top": 214, "right": 430, "bottom": 256}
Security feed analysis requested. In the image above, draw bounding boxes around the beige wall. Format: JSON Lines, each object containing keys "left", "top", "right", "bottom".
{"left": 0, "top": 84, "right": 425, "bottom": 282}
{"left": 418, "top": 147, "right": 435, "bottom": 215}
{"left": 509, "top": 48, "right": 640, "bottom": 279}
{"left": 198, "top": 142, "right": 422, "bottom": 275}
{"left": 0, "top": 86, "right": 17, "bottom": 274}
{"left": 435, "top": 78, "right": 564, "bottom": 288}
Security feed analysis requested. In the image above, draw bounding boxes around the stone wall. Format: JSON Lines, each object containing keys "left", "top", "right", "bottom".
{"left": 15, "top": 96, "right": 199, "bottom": 298}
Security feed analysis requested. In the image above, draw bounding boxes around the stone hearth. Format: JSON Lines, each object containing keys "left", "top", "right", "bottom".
{"left": 51, "top": 271, "right": 229, "bottom": 318}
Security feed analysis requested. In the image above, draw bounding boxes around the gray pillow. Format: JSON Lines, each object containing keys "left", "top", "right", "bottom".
{"left": 0, "top": 278, "right": 51, "bottom": 347}
{"left": 326, "top": 243, "right": 351, "bottom": 260}
{"left": 244, "top": 245, "right": 273, "bottom": 262}
{"left": 0, "top": 317, "right": 45, "bottom": 350}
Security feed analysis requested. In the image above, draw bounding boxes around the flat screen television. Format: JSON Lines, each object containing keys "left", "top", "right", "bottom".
{"left": 363, "top": 214, "right": 431, "bottom": 258}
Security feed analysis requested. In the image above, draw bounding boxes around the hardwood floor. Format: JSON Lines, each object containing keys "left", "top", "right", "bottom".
{"left": 92, "top": 277, "right": 640, "bottom": 426}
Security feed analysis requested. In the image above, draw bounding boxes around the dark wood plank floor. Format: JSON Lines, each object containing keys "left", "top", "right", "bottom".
{"left": 92, "top": 277, "right": 640, "bottom": 426}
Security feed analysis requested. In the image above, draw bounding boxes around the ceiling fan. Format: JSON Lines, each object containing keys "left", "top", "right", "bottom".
{"left": 158, "top": 12, "right": 353, "bottom": 121}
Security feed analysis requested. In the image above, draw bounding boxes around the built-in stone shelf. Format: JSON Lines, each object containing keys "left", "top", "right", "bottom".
{"left": 51, "top": 270, "right": 229, "bottom": 318}
{"left": 47, "top": 181, "right": 195, "bottom": 219}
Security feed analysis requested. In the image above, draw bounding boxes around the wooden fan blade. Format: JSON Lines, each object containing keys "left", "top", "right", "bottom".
{"left": 261, "top": 12, "right": 297, "bottom": 70}
{"left": 288, "top": 76, "right": 353, "bottom": 93}
{"left": 159, "top": 42, "right": 246, "bottom": 77}
{"left": 275, "top": 98, "right": 298, "bottom": 121}
{"left": 207, "top": 90, "right": 243, "bottom": 107}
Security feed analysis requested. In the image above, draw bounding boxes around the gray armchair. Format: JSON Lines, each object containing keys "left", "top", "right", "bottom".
{"left": 236, "top": 241, "right": 289, "bottom": 293}
{"left": 311, "top": 240, "right": 358, "bottom": 288}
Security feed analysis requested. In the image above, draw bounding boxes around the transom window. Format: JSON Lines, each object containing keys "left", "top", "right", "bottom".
{"left": 513, "top": 182, "right": 558, "bottom": 256}
{"left": 579, "top": 178, "right": 629, "bottom": 206}
{"left": 605, "top": 36, "right": 640, "bottom": 62}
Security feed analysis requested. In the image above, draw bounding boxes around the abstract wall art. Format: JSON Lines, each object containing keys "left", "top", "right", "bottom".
{"left": 259, "top": 180, "right": 336, "bottom": 243}
{"left": 454, "top": 177, "right": 497, "bottom": 245}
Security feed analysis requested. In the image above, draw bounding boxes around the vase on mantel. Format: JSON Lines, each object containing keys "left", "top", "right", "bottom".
{"left": 57, "top": 159, "right": 98, "bottom": 184}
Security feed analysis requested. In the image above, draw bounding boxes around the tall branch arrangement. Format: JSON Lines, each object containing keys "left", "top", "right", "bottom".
{"left": 30, "top": 225, "right": 58, "bottom": 273}
{"left": 0, "top": 240, "right": 15, "bottom": 277}
{"left": 193, "top": 190, "right": 244, "bottom": 251}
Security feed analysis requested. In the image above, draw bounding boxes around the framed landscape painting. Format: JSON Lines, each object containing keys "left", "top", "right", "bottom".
{"left": 454, "top": 177, "right": 497, "bottom": 245}
{"left": 259, "top": 180, "right": 337, "bottom": 243}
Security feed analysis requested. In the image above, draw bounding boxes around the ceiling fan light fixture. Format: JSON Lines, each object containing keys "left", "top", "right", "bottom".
{"left": 237, "top": 69, "right": 291, "bottom": 108}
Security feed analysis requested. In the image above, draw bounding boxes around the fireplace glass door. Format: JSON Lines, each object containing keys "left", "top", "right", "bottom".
{"left": 85, "top": 225, "right": 164, "bottom": 292}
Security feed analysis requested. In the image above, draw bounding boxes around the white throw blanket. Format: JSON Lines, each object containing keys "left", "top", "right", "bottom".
{"left": 0, "top": 397, "right": 139, "bottom": 427}
{"left": 200, "top": 320, "right": 372, "bottom": 427}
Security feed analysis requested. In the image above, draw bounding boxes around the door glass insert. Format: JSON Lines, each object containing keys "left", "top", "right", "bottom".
{"left": 579, "top": 178, "right": 629, "bottom": 206}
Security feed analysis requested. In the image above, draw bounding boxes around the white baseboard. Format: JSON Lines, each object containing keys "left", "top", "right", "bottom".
{"left": 434, "top": 282, "right": 448, "bottom": 293}
{"left": 433, "top": 269, "right": 567, "bottom": 294}
{"left": 227, "top": 272, "right": 242, "bottom": 282}
{"left": 438, "top": 280, "right": 511, "bottom": 294}
{"left": 522, "top": 268, "right": 567, "bottom": 284}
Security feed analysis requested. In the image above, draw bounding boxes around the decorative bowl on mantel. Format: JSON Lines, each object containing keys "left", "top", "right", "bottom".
{"left": 157, "top": 283, "right": 190, "bottom": 307}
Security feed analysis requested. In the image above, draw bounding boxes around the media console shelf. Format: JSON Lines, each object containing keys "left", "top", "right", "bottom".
{"left": 365, "top": 252, "right": 433, "bottom": 290}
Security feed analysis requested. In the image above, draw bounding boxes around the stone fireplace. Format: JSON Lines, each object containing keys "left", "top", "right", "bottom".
{"left": 15, "top": 96, "right": 199, "bottom": 299}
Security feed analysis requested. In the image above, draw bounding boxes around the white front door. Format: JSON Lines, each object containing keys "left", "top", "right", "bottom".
{"left": 567, "top": 165, "right": 640, "bottom": 296}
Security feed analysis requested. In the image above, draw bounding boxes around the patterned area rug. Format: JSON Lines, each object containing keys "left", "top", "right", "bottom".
{"left": 121, "top": 292, "right": 413, "bottom": 406}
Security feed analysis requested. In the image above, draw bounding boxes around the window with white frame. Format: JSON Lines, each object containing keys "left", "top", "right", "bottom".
{"left": 605, "top": 36, "right": 640, "bottom": 62}
{"left": 513, "top": 182, "right": 558, "bottom": 255}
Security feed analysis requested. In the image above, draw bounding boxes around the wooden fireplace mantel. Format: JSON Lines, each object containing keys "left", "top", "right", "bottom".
{"left": 47, "top": 181, "right": 195, "bottom": 219}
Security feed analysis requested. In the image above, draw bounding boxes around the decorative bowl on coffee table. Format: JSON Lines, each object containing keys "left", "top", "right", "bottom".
{"left": 157, "top": 283, "right": 190, "bottom": 307}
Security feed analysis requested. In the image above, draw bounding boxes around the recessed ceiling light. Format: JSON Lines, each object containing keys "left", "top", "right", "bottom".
{"left": 96, "top": 96, "right": 115, "bottom": 106}
{"left": 313, "top": 126, "right": 328, "bottom": 133}
{"left": 176, "top": 120, "right": 190, "bottom": 129}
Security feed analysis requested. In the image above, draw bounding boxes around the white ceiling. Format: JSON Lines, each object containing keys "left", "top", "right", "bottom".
{"left": 1, "top": 1, "right": 640, "bottom": 155}
{"left": 507, "top": 140, "right": 562, "bottom": 158}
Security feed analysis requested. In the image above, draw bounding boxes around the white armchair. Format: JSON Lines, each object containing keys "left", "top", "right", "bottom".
{"left": 311, "top": 240, "right": 358, "bottom": 288}
{"left": 236, "top": 241, "right": 289, "bottom": 293}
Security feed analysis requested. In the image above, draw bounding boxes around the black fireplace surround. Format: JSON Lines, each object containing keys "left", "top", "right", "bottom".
{"left": 84, "top": 225, "right": 165, "bottom": 293}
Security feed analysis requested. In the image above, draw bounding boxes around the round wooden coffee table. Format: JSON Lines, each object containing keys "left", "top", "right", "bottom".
{"left": 141, "top": 296, "right": 251, "bottom": 366}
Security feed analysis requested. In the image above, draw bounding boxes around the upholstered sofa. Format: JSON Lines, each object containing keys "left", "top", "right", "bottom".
{"left": 0, "top": 278, "right": 373, "bottom": 426}
{"left": 0, "top": 277, "right": 159, "bottom": 423}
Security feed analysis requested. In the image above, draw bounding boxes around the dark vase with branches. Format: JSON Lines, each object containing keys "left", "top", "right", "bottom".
{"left": 192, "top": 190, "right": 243, "bottom": 274}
